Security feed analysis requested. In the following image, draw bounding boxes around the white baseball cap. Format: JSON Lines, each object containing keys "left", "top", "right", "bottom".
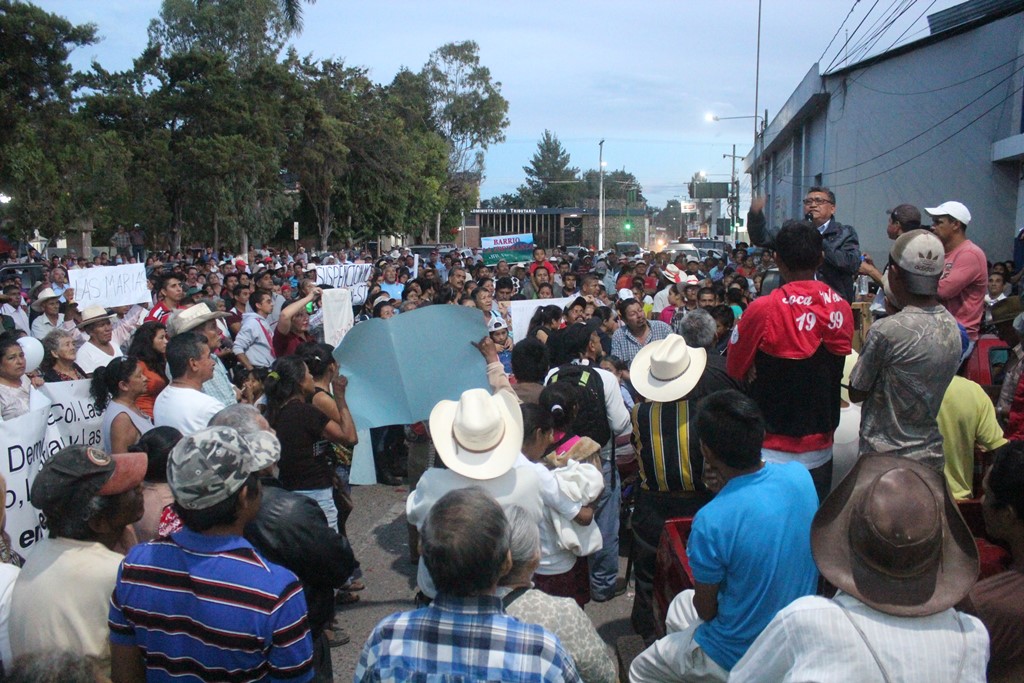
{"left": 924, "top": 201, "right": 971, "bottom": 226}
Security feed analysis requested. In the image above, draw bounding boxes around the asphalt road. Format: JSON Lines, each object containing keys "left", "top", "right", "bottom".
{"left": 329, "top": 481, "right": 636, "bottom": 681}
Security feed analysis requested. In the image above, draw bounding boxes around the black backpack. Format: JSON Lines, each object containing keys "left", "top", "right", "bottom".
{"left": 546, "top": 363, "right": 611, "bottom": 447}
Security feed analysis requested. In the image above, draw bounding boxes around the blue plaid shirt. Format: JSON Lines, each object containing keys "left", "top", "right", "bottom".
{"left": 611, "top": 319, "right": 673, "bottom": 364}
{"left": 355, "top": 593, "right": 581, "bottom": 682}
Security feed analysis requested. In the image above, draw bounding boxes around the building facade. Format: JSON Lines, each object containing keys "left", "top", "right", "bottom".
{"left": 746, "top": 0, "right": 1024, "bottom": 260}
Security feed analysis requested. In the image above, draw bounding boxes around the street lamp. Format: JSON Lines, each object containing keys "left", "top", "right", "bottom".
{"left": 598, "top": 140, "right": 606, "bottom": 251}
{"left": 707, "top": 112, "right": 768, "bottom": 200}
{"left": 706, "top": 113, "right": 764, "bottom": 125}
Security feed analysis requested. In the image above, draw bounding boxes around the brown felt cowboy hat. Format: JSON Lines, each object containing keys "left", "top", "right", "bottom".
{"left": 812, "top": 454, "right": 978, "bottom": 617}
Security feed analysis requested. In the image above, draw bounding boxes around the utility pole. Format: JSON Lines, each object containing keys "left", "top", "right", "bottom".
{"left": 598, "top": 139, "right": 605, "bottom": 251}
{"left": 723, "top": 144, "right": 743, "bottom": 235}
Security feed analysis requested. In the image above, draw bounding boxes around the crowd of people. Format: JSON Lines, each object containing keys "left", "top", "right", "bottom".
{"left": 0, "top": 186, "right": 1022, "bottom": 681}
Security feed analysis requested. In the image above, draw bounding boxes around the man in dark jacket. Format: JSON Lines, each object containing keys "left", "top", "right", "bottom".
{"left": 747, "top": 187, "right": 861, "bottom": 302}
{"left": 210, "top": 405, "right": 355, "bottom": 683}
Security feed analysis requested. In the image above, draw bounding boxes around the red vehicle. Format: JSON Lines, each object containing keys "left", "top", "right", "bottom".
{"left": 963, "top": 334, "right": 1010, "bottom": 387}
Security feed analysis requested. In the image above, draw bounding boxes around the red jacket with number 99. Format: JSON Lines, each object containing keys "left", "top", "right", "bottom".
{"left": 727, "top": 280, "right": 853, "bottom": 453}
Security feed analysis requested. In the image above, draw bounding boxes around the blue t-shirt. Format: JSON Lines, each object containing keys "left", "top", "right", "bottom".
{"left": 687, "top": 460, "right": 819, "bottom": 670}
{"left": 380, "top": 281, "right": 404, "bottom": 300}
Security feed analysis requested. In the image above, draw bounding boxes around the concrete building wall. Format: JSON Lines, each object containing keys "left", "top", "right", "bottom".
{"left": 754, "top": 10, "right": 1024, "bottom": 261}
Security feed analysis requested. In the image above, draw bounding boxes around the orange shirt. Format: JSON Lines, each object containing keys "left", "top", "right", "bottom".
{"left": 135, "top": 361, "right": 168, "bottom": 419}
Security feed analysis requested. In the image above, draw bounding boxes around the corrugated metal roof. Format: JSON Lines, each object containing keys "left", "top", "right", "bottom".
{"left": 827, "top": 0, "right": 1024, "bottom": 76}
{"left": 929, "top": 0, "right": 1024, "bottom": 34}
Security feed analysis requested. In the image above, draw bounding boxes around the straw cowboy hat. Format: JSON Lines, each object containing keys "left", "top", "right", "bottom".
{"left": 76, "top": 305, "right": 116, "bottom": 329}
{"left": 664, "top": 263, "right": 685, "bottom": 284}
{"left": 629, "top": 334, "right": 707, "bottom": 403}
{"left": 428, "top": 388, "right": 523, "bottom": 481}
{"left": 30, "top": 288, "right": 60, "bottom": 312}
{"left": 166, "top": 303, "right": 228, "bottom": 337}
{"left": 812, "top": 453, "right": 978, "bottom": 617}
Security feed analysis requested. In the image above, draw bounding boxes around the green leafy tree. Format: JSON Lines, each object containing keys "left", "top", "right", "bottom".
{"left": 91, "top": 0, "right": 298, "bottom": 252}
{"left": 652, "top": 199, "right": 683, "bottom": 235}
{"left": 420, "top": 41, "right": 509, "bottom": 237}
{"left": 165, "top": 0, "right": 290, "bottom": 73}
{"left": 286, "top": 55, "right": 354, "bottom": 251}
{"left": 196, "top": 0, "right": 315, "bottom": 32}
{"left": 480, "top": 193, "right": 525, "bottom": 209}
{"left": 580, "top": 168, "right": 644, "bottom": 202}
{"left": 0, "top": 1, "right": 97, "bottom": 239}
{"left": 520, "top": 130, "right": 579, "bottom": 207}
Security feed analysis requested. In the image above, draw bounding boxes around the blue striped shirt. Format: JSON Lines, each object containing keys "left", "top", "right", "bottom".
{"left": 355, "top": 593, "right": 581, "bottom": 682}
{"left": 108, "top": 528, "right": 314, "bottom": 683}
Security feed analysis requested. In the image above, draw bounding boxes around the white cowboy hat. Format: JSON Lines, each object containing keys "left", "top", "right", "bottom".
{"left": 166, "top": 303, "right": 228, "bottom": 337}
{"left": 30, "top": 288, "right": 60, "bottom": 312}
{"left": 428, "top": 388, "right": 523, "bottom": 480}
{"left": 76, "top": 305, "right": 117, "bottom": 329}
{"left": 629, "top": 334, "right": 708, "bottom": 403}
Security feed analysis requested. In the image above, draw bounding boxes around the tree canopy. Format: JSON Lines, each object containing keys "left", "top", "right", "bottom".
{"left": 0, "top": 1, "right": 509, "bottom": 251}
{"left": 483, "top": 131, "right": 645, "bottom": 210}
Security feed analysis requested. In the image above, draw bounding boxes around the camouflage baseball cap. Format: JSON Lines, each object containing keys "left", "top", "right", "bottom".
{"left": 168, "top": 427, "right": 261, "bottom": 510}
{"left": 243, "top": 430, "right": 280, "bottom": 471}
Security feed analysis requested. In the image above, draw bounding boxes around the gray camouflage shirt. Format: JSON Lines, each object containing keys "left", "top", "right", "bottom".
{"left": 849, "top": 305, "right": 962, "bottom": 468}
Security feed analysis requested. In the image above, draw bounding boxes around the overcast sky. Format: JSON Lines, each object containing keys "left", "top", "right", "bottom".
{"left": 39, "top": 0, "right": 962, "bottom": 209}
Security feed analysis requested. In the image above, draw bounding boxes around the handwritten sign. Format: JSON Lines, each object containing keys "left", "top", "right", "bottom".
{"left": 69, "top": 263, "right": 149, "bottom": 308}
{"left": 4, "top": 380, "right": 105, "bottom": 558}
{"left": 316, "top": 264, "right": 374, "bottom": 305}
{"left": 1, "top": 408, "right": 48, "bottom": 557}
{"left": 508, "top": 296, "right": 575, "bottom": 342}
{"left": 482, "top": 233, "right": 534, "bottom": 266}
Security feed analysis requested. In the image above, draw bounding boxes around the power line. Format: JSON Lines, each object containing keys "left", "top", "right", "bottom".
{"left": 853, "top": 50, "right": 1016, "bottom": 95}
{"left": 778, "top": 77, "right": 1024, "bottom": 190}
{"left": 818, "top": 0, "right": 862, "bottom": 65}
{"left": 820, "top": 54, "right": 1024, "bottom": 175}
{"left": 824, "top": 0, "right": 883, "bottom": 73}
{"left": 843, "top": 0, "right": 916, "bottom": 66}
{"left": 824, "top": 0, "right": 942, "bottom": 125}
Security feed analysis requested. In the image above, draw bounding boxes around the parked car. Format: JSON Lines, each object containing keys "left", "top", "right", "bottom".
{"left": 563, "top": 245, "right": 591, "bottom": 260}
{"left": 663, "top": 242, "right": 701, "bottom": 264}
{"left": 0, "top": 263, "right": 47, "bottom": 292}
{"left": 615, "top": 241, "right": 643, "bottom": 257}
{"left": 408, "top": 243, "right": 458, "bottom": 260}
{"left": 963, "top": 334, "right": 1009, "bottom": 389}
{"left": 687, "top": 238, "right": 732, "bottom": 254}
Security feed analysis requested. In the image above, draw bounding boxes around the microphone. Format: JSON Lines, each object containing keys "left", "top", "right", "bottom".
{"left": 805, "top": 212, "right": 813, "bottom": 221}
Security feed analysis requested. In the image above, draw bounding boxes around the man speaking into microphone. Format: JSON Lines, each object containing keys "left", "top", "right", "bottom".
{"left": 748, "top": 187, "right": 861, "bottom": 302}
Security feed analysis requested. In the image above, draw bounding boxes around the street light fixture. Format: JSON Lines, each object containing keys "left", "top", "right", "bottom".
{"left": 706, "top": 113, "right": 764, "bottom": 125}
{"left": 598, "top": 142, "right": 605, "bottom": 250}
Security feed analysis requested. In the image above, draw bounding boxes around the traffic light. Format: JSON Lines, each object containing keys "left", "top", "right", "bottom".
{"left": 624, "top": 220, "right": 632, "bottom": 231}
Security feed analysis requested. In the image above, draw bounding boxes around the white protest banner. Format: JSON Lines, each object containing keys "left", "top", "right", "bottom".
{"left": 1, "top": 408, "right": 49, "bottom": 557}
{"left": 412, "top": 254, "right": 419, "bottom": 279}
{"left": 508, "top": 296, "right": 575, "bottom": 342}
{"left": 69, "top": 263, "right": 150, "bottom": 308}
{"left": 38, "top": 379, "right": 105, "bottom": 454}
{"left": 321, "top": 287, "right": 354, "bottom": 347}
{"left": 3, "top": 381, "right": 106, "bottom": 559}
{"left": 316, "top": 264, "right": 374, "bottom": 305}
